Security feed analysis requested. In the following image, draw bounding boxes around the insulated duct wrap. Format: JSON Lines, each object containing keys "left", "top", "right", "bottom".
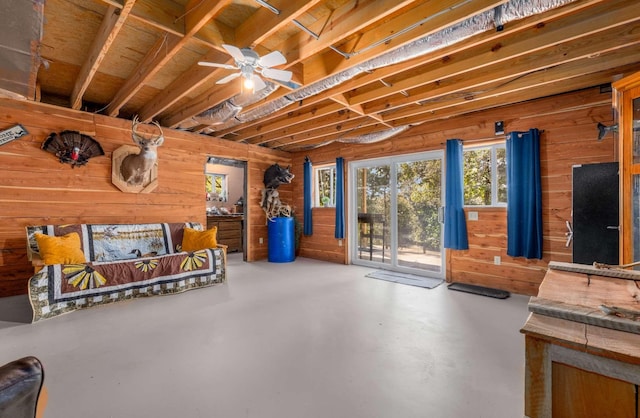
{"left": 207, "top": 0, "right": 579, "bottom": 136}
{"left": 0, "top": 0, "right": 44, "bottom": 99}
{"left": 179, "top": 82, "right": 279, "bottom": 129}
{"left": 337, "top": 125, "right": 411, "bottom": 144}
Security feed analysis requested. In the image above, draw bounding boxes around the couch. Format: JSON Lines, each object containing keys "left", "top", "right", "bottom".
{"left": 25, "top": 222, "right": 226, "bottom": 322}
{"left": 0, "top": 356, "right": 46, "bottom": 418}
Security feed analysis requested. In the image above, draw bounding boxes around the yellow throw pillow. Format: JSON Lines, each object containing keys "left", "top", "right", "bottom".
{"left": 181, "top": 227, "right": 217, "bottom": 252}
{"left": 34, "top": 232, "right": 86, "bottom": 265}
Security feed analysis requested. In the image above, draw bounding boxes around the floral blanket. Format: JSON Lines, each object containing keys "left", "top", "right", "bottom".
{"left": 28, "top": 248, "right": 225, "bottom": 322}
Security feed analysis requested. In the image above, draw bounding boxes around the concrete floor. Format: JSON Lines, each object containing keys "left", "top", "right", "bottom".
{"left": 0, "top": 255, "right": 530, "bottom": 418}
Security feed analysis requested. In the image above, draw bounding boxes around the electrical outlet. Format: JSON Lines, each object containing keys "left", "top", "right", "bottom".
{"left": 338, "top": 239, "right": 343, "bottom": 247}
{"left": 259, "top": 237, "right": 263, "bottom": 244}
{"left": 494, "top": 256, "right": 501, "bottom": 265}
{"left": 468, "top": 211, "right": 478, "bottom": 221}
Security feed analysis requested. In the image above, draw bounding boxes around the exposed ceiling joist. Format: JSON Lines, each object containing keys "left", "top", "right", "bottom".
{"left": 9, "top": 0, "right": 637, "bottom": 150}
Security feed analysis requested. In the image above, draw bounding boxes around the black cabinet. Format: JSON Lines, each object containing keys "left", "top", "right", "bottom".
{"left": 572, "top": 162, "right": 619, "bottom": 265}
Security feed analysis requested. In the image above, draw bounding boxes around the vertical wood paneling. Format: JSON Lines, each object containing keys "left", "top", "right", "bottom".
{"left": 0, "top": 99, "right": 290, "bottom": 296}
{"left": 292, "top": 87, "right": 615, "bottom": 295}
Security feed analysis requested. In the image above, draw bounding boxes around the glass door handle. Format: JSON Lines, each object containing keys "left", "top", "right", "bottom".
{"left": 438, "top": 206, "right": 445, "bottom": 223}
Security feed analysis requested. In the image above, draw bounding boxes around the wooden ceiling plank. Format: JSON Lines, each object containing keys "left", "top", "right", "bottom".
{"left": 184, "top": 0, "right": 228, "bottom": 37}
{"left": 302, "top": 0, "right": 504, "bottom": 82}
{"left": 260, "top": 0, "right": 607, "bottom": 125}
{"left": 137, "top": 48, "right": 231, "bottom": 122}
{"left": 231, "top": 101, "right": 344, "bottom": 142}
{"left": 161, "top": 81, "right": 239, "bottom": 127}
{"left": 235, "top": 0, "right": 323, "bottom": 48}
{"left": 141, "top": 0, "right": 318, "bottom": 124}
{"left": 105, "top": 33, "right": 181, "bottom": 116}
{"left": 213, "top": 0, "right": 519, "bottom": 137}
{"left": 349, "top": 0, "right": 640, "bottom": 107}
{"left": 388, "top": 72, "right": 623, "bottom": 128}
{"left": 248, "top": 108, "right": 361, "bottom": 145}
{"left": 384, "top": 57, "right": 640, "bottom": 127}
{"left": 363, "top": 21, "right": 640, "bottom": 115}
{"left": 281, "top": 0, "right": 418, "bottom": 67}
{"left": 276, "top": 119, "right": 384, "bottom": 151}
{"left": 163, "top": 0, "right": 416, "bottom": 130}
{"left": 105, "top": 0, "right": 233, "bottom": 116}
{"left": 127, "top": 0, "right": 185, "bottom": 37}
{"left": 263, "top": 115, "right": 375, "bottom": 148}
{"left": 71, "top": 1, "right": 137, "bottom": 110}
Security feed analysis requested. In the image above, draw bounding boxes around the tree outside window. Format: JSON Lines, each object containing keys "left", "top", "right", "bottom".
{"left": 463, "top": 143, "right": 506, "bottom": 206}
{"left": 315, "top": 165, "right": 336, "bottom": 207}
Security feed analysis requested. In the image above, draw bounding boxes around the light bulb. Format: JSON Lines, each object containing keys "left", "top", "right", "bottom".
{"left": 243, "top": 76, "right": 254, "bottom": 90}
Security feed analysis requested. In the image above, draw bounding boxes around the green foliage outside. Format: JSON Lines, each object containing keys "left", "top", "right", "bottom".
{"left": 463, "top": 146, "right": 507, "bottom": 206}
{"left": 357, "top": 160, "right": 442, "bottom": 254}
{"left": 355, "top": 146, "right": 506, "bottom": 258}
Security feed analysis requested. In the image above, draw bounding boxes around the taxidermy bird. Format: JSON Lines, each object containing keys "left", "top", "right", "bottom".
{"left": 42, "top": 130, "right": 105, "bottom": 167}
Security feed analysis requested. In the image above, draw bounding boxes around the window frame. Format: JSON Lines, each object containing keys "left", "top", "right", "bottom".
{"left": 462, "top": 142, "right": 507, "bottom": 208}
{"left": 314, "top": 164, "right": 337, "bottom": 208}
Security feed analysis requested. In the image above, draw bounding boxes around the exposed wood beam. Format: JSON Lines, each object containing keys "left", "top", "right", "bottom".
{"left": 276, "top": 120, "right": 386, "bottom": 151}
{"left": 213, "top": 0, "right": 510, "bottom": 137}
{"left": 385, "top": 61, "right": 640, "bottom": 128}
{"left": 236, "top": 0, "right": 322, "bottom": 48}
{"left": 265, "top": 115, "right": 376, "bottom": 148}
{"left": 280, "top": 0, "right": 418, "bottom": 67}
{"left": 348, "top": 0, "right": 640, "bottom": 108}
{"left": 159, "top": 0, "right": 418, "bottom": 128}
{"left": 161, "top": 82, "right": 239, "bottom": 127}
{"left": 105, "top": 0, "right": 231, "bottom": 116}
{"left": 301, "top": 0, "right": 504, "bottom": 81}
{"left": 363, "top": 19, "right": 640, "bottom": 115}
{"left": 71, "top": 1, "right": 136, "bottom": 110}
{"left": 138, "top": 0, "right": 316, "bottom": 123}
{"left": 230, "top": 101, "right": 344, "bottom": 141}
{"left": 247, "top": 108, "right": 363, "bottom": 145}
{"left": 137, "top": 48, "right": 230, "bottom": 122}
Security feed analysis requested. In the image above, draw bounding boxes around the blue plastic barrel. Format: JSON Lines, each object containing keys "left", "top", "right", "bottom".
{"left": 268, "top": 217, "right": 295, "bottom": 262}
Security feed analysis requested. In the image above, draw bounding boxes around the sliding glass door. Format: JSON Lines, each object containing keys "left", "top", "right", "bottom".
{"left": 350, "top": 151, "right": 445, "bottom": 277}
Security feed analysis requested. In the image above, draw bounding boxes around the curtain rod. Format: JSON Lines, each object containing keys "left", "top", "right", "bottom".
{"left": 439, "top": 130, "right": 545, "bottom": 145}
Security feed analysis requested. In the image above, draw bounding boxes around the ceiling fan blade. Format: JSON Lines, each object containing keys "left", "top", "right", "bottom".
{"left": 216, "top": 72, "right": 241, "bottom": 84}
{"left": 262, "top": 68, "right": 292, "bottom": 82}
{"left": 252, "top": 74, "right": 267, "bottom": 92}
{"left": 222, "top": 44, "right": 246, "bottom": 62}
{"left": 259, "top": 50, "right": 287, "bottom": 68}
{"left": 198, "top": 61, "right": 237, "bottom": 70}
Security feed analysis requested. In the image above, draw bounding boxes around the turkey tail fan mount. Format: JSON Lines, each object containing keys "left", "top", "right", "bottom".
{"left": 198, "top": 45, "right": 293, "bottom": 92}
{"left": 42, "top": 130, "right": 105, "bottom": 167}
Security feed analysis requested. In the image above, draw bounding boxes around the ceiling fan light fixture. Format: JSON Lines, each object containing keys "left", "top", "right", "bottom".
{"left": 241, "top": 66, "right": 255, "bottom": 91}
{"left": 243, "top": 75, "right": 254, "bottom": 91}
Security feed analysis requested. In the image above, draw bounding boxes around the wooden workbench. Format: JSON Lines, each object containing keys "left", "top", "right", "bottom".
{"left": 521, "top": 262, "right": 640, "bottom": 417}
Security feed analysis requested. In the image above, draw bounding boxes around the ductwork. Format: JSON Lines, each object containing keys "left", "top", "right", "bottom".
{"left": 178, "top": 81, "right": 279, "bottom": 130}
{"left": 195, "top": 0, "right": 578, "bottom": 139}
{"left": 0, "top": 0, "right": 44, "bottom": 99}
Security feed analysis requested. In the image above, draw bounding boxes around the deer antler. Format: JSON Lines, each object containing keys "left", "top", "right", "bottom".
{"left": 120, "top": 115, "right": 165, "bottom": 186}
{"left": 132, "top": 115, "right": 163, "bottom": 143}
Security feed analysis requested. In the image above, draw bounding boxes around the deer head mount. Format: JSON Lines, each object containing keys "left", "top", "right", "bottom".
{"left": 120, "top": 116, "right": 164, "bottom": 186}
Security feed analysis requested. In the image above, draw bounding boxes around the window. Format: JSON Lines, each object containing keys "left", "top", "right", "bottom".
{"left": 315, "top": 165, "right": 336, "bottom": 207}
{"left": 205, "top": 173, "right": 227, "bottom": 202}
{"left": 463, "top": 143, "right": 506, "bottom": 206}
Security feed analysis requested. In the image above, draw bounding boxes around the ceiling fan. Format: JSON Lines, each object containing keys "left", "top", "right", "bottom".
{"left": 198, "top": 44, "right": 293, "bottom": 92}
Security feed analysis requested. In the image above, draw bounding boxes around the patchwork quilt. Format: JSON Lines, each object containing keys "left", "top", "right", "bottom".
{"left": 26, "top": 222, "right": 226, "bottom": 322}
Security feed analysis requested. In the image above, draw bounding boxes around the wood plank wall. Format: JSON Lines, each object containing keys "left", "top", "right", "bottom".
{"left": 0, "top": 99, "right": 290, "bottom": 297}
{"left": 292, "top": 87, "right": 616, "bottom": 295}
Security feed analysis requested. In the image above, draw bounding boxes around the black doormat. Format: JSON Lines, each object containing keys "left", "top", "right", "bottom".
{"left": 447, "top": 282, "right": 510, "bottom": 299}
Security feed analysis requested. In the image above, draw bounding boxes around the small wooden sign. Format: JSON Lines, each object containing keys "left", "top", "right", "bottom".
{"left": 0, "top": 124, "right": 28, "bottom": 146}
